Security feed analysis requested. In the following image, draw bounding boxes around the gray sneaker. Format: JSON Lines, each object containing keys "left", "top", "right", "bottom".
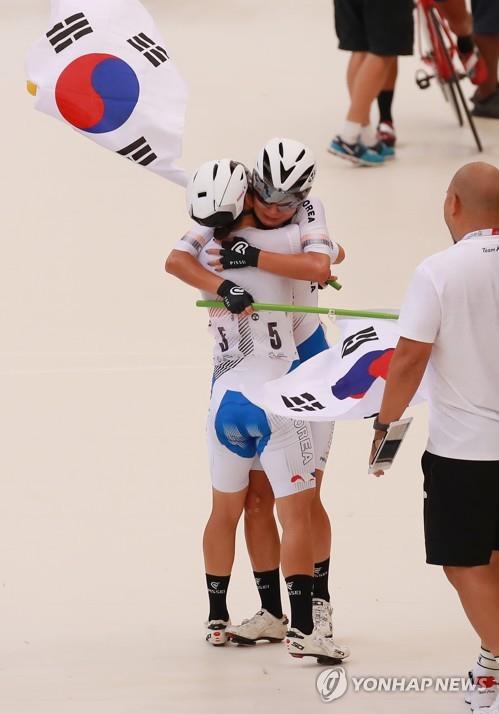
{"left": 471, "top": 89, "right": 499, "bottom": 119}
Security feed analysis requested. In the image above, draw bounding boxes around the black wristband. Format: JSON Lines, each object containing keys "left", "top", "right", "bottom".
{"left": 373, "top": 417, "right": 390, "bottom": 432}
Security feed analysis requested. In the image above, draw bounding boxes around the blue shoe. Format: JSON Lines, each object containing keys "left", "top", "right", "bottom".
{"left": 370, "top": 141, "right": 396, "bottom": 160}
{"left": 328, "top": 135, "right": 385, "bottom": 166}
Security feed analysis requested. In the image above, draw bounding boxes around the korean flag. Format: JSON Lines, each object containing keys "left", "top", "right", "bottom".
{"left": 247, "top": 318, "right": 428, "bottom": 422}
{"left": 26, "top": 0, "right": 188, "bottom": 186}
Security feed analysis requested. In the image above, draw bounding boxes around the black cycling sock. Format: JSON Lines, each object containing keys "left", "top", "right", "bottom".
{"left": 285, "top": 574, "right": 314, "bottom": 635}
{"left": 313, "top": 557, "right": 331, "bottom": 602}
{"left": 253, "top": 569, "right": 283, "bottom": 619}
{"left": 206, "top": 574, "right": 230, "bottom": 621}
{"left": 457, "top": 35, "right": 474, "bottom": 55}
{"left": 377, "top": 90, "right": 394, "bottom": 124}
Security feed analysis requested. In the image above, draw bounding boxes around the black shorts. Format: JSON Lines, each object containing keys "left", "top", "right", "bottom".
{"left": 422, "top": 451, "right": 499, "bottom": 567}
{"left": 334, "top": 0, "right": 414, "bottom": 56}
{"left": 472, "top": 0, "right": 499, "bottom": 35}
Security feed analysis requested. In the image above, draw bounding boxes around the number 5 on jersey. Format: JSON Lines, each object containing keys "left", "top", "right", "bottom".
{"left": 268, "top": 322, "right": 282, "bottom": 350}
{"left": 218, "top": 326, "right": 229, "bottom": 352}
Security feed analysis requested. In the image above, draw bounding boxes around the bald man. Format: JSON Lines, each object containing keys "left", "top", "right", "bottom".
{"left": 369, "top": 162, "right": 499, "bottom": 711}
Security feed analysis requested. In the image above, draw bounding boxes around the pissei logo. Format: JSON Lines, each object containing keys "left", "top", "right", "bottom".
{"left": 231, "top": 239, "right": 249, "bottom": 255}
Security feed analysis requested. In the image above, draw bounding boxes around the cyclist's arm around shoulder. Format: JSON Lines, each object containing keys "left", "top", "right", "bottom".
{"left": 165, "top": 226, "right": 222, "bottom": 294}
{"left": 295, "top": 196, "right": 345, "bottom": 264}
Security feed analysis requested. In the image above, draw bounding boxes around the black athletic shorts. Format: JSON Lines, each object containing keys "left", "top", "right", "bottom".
{"left": 472, "top": 0, "right": 499, "bottom": 35}
{"left": 421, "top": 451, "right": 499, "bottom": 567}
{"left": 333, "top": 0, "right": 414, "bottom": 56}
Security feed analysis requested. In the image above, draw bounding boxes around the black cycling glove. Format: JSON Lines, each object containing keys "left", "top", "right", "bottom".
{"left": 218, "top": 238, "right": 261, "bottom": 269}
{"left": 217, "top": 280, "right": 254, "bottom": 314}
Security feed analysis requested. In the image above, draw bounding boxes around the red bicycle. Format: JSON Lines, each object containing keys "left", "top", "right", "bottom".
{"left": 415, "top": 0, "right": 483, "bottom": 152}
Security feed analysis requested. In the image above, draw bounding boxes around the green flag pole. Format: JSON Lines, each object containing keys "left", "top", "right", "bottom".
{"left": 327, "top": 279, "right": 342, "bottom": 290}
{"left": 196, "top": 300, "right": 399, "bottom": 320}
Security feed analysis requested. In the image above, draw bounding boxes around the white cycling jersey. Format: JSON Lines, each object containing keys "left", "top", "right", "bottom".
{"left": 175, "top": 196, "right": 339, "bottom": 261}
{"left": 198, "top": 225, "right": 300, "bottom": 382}
{"left": 174, "top": 206, "right": 338, "bottom": 486}
{"left": 197, "top": 223, "right": 318, "bottom": 497}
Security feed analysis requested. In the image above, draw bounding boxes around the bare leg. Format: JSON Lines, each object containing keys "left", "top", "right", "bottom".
{"left": 244, "top": 469, "right": 280, "bottom": 571}
{"left": 438, "top": 0, "right": 472, "bottom": 37}
{"left": 444, "top": 551, "right": 499, "bottom": 653}
{"left": 377, "top": 58, "right": 398, "bottom": 141}
{"left": 347, "top": 53, "right": 396, "bottom": 125}
{"left": 347, "top": 52, "right": 367, "bottom": 98}
{"left": 276, "top": 489, "right": 315, "bottom": 577}
{"left": 203, "top": 487, "right": 247, "bottom": 574}
{"left": 381, "top": 57, "right": 398, "bottom": 92}
{"left": 275, "top": 489, "right": 315, "bottom": 634}
{"left": 474, "top": 34, "right": 499, "bottom": 99}
{"left": 311, "top": 470, "right": 331, "bottom": 564}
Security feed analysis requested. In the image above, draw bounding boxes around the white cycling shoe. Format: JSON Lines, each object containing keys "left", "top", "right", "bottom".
{"left": 470, "top": 682, "right": 498, "bottom": 712}
{"left": 465, "top": 670, "right": 498, "bottom": 709}
{"left": 312, "top": 598, "right": 333, "bottom": 638}
{"left": 226, "top": 609, "right": 288, "bottom": 645}
{"left": 286, "top": 627, "right": 350, "bottom": 664}
{"left": 205, "top": 619, "right": 230, "bottom": 646}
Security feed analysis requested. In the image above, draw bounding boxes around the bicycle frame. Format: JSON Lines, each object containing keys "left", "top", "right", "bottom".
{"left": 416, "top": 0, "right": 458, "bottom": 83}
{"left": 414, "top": 0, "right": 483, "bottom": 152}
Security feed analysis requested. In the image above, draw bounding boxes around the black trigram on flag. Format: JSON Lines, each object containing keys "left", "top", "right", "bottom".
{"left": 118, "top": 137, "right": 157, "bottom": 167}
{"left": 127, "top": 32, "right": 169, "bottom": 67}
{"left": 341, "top": 326, "right": 378, "bottom": 358}
{"left": 46, "top": 12, "right": 93, "bottom": 54}
{"left": 281, "top": 393, "right": 325, "bottom": 413}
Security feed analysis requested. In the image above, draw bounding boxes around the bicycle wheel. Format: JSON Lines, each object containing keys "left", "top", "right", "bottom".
{"left": 443, "top": 77, "right": 464, "bottom": 126}
{"left": 429, "top": 8, "right": 463, "bottom": 125}
{"left": 430, "top": 7, "right": 483, "bottom": 151}
{"left": 452, "top": 75, "right": 483, "bottom": 152}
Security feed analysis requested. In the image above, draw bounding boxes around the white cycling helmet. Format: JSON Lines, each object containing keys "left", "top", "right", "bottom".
{"left": 186, "top": 159, "right": 249, "bottom": 228}
{"left": 253, "top": 137, "right": 316, "bottom": 205}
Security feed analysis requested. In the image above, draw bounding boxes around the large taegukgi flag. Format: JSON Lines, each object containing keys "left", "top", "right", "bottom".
{"left": 247, "top": 318, "right": 428, "bottom": 421}
{"left": 26, "top": 0, "right": 188, "bottom": 186}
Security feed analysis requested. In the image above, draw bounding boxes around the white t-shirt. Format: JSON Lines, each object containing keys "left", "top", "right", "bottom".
{"left": 398, "top": 228, "right": 499, "bottom": 460}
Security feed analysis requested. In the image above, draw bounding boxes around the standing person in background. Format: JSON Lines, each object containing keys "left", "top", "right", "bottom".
{"left": 329, "top": 0, "right": 414, "bottom": 166}
{"left": 376, "top": 0, "right": 492, "bottom": 148}
{"left": 376, "top": 60, "right": 398, "bottom": 148}
{"left": 436, "top": 0, "right": 498, "bottom": 117}
{"left": 435, "top": 0, "right": 488, "bottom": 86}
{"left": 470, "top": 0, "right": 499, "bottom": 118}
{"left": 368, "top": 162, "right": 499, "bottom": 713}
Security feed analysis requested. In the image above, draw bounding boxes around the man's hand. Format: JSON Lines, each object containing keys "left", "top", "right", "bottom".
{"left": 208, "top": 238, "right": 261, "bottom": 271}
{"left": 217, "top": 280, "right": 254, "bottom": 315}
{"left": 369, "top": 431, "right": 387, "bottom": 477}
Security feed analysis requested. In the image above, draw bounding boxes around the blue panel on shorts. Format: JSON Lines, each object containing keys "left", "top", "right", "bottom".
{"left": 215, "top": 390, "right": 271, "bottom": 458}
{"left": 296, "top": 325, "right": 329, "bottom": 364}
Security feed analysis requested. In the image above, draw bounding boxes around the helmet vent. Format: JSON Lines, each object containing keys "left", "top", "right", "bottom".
{"left": 296, "top": 149, "right": 305, "bottom": 161}
{"left": 278, "top": 142, "right": 284, "bottom": 157}
{"left": 197, "top": 191, "right": 207, "bottom": 198}
{"left": 212, "top": 163, "right": 219, "bottom": 179}
{"left": 288, "top": 165, "right": 314, "bottom": 192}
{"left": 262, "top": 150, "right": 272, "bottom": 183}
